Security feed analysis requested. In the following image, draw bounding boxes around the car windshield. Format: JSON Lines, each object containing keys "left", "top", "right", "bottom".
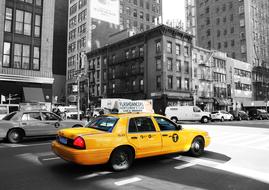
{"left": 86, "top": 116, "right": 119, "bottom": 132}
{"left": 2, "top": 112, "right": 17, "bottom": 120}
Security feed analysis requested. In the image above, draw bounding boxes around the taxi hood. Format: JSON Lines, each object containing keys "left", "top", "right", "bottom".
{"left": 58, "top": 127, "right": 106, "bottom": 139}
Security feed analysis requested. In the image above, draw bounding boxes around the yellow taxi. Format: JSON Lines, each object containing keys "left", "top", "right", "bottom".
{"left": 51, "top": 113, "right": 210, "bottom": 171}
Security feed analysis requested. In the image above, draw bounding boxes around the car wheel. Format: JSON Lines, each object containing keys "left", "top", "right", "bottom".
{"left": 110, "top": 147, "right": 134, "bottom": 171}
{"left": 188, "top": 137, "right": 205, "bottom": 157}
{"left": 201, "top": 116, "right": 209, "bottom": 123}
{"left": 221, "top": 117, "right": 224, "bottom": 122}
{"left": 171, "top": 117, "right": 178, "bottom": 123}
{"left": 7, "top": 129, "right": 23, "bottom": 143}
{"left": 230, "top": 116, "right": 234, "bottom": 121}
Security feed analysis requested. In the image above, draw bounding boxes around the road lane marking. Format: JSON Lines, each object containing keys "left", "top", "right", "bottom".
{"left": 174, "top": 162, "right": 196, "bottom": 170}
{"left": 114, "top": 177, "right": 142, "bottom": 186}
{"left": 17, "top": 153, "right": 42, "bottom": 166}
{"left": 42, "top": 157, "right": 60, "bottom": 161}
{"left": 76, "top": 171, "right": 112, "bottom": 180}
{"left": 173, "top": 156, "right": 269, "bottom": 184}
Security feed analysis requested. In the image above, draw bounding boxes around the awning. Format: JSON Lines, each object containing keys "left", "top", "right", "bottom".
{"left": 214, "top": 97, "right": 231, "bottom": 106}
{"left": 23, "top": 87, "right": 45, "bottom": 102}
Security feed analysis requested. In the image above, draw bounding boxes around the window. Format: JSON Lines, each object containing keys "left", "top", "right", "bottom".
{"left": 156, "top": 76, "right": 161, "bottom": 89}
{"left": 69, "top": 16, "right": 77, "bottom": 28}
{"left": 78, "top": 9, "right": 87, "bottom": 23}
{"left": 184, "top": 78, "right": 189, "bottom": 90}
{"left": 35, "top": 0, "right": 42, "bottom": 6}
{"left": 154, "top": 117, "right": 178, "bottom": 131}
{"left": 128, "top": 117, "right": 156, "bottom": 133}
{"left": 125, "top": 50, "right": 129, "bottom": 59}
{"left": 184, "top": 61, "right": 189, "bottom": 74}
{"left": 14, "top": 44, "right": 22, "bottom": 68}
{"left": 168, "top": 76, "right": 173, "bottom": 89}
{"left": 4, "top": 8, "right": 13, "bottom": 32}
{"left": 176, "top": 60, "right": 181, "bottom": 72}
{"left": 34, "top": 14, "right": 41, "bottom": 37}
{"left": 15, "top": 10, "right": 32, "bottom": 36}
{"left": 139, "top": 79, "right": 144, "bottom": 91}
{"left": 176, "top": 44, "right": 180, "bottom": 55}
{"left": 133, "top": 9, "right": 137, "bottom": 17}
{"left": 176, "top": 77, "right": 181, "bottom": 90}
{"left": 78, "top": 0, "right": 87, "bottom": 9}
{"left": 70, "top": 4, "right": 77, "bottom": 16}
{"left": 139, "top": 46, "right": 144, "bottom": 56}
{"left": 167, "top": 58, "right": 172, "bottom": 71}
{"left": 69, "top": 29, "right": 76, "bottom": 41}
{"left": 156, "top": 40, "right": 161, "bottom": 53}
{"left": 33, "top": 46, "right": 40, "bottom": 70}
{"left": 21, "top": 112, "right": 41, "bottom": 121}
{"left": 184, "top": 46, "right": 189, "bottom": 56}
{"left": 78, "top": 23, "right": 86, "bottom": 34}
{"left": 167, "top": 41, "right": 172, "bottom": 53}
{"left": 22, "top": 45, "right": 30, "bottom": 69}
{"left": 3, "top": 42, "right": 11, "bottom": 67}
{"left": 156, "top": 57, "right": 161, "bottom": 70}
{"left": 139, "top": 11, "right": 144, "bottom": 20}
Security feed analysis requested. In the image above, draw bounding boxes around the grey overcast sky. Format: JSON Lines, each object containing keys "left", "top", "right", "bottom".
{"left": 163, "top": 0, "right": 185, "bottom": 24}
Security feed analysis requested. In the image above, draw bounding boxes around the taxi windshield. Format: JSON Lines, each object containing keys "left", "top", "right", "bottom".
{"left": 86, "top": 116, "right": 119, "bottom": 132}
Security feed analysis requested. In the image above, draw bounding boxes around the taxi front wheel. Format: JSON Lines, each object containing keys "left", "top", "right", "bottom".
{"left": 110, "top": 147, "right": 134, "bottom": 171}
{"left": 7, "top": 129, "right": 24, "bottom": 143}
{"left": 188, "top": 137, "right": 204, "bottom": 157}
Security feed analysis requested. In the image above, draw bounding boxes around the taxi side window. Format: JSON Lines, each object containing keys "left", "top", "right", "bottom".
{"left": 154, "top": 117, "right": 177, "bottom": 131}
{"left": 22, "top": 112, "right": 42, "bottom": 121}
{"left": 128, "top": 117, "right": 156, "bottom": 133}
{"left": 42, "top": 112, "right": 59, "bottom": 121}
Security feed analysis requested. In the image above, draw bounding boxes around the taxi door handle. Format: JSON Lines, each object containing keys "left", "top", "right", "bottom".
{"left": 131, "top": 137, "right": 138, "bottom": 139}
{"left": 162, "top": 134, "right": 168, "bottom": 137}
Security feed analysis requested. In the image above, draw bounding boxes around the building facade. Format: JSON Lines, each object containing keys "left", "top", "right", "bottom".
{"left": 66, "top": 0, "right": 162, "bottom": 109}
{"left": 185, "top": 0, "right": 269, "bottom": 101}
{"left": 0, "top": 0, "right": 55, "bottom": 103}
{"left": 86, "top": 25, "right": 193, "bottom": 114}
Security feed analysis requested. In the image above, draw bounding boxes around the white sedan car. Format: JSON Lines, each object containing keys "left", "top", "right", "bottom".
{"left": 211, "top": 110, "right": 234, "bottom": 122}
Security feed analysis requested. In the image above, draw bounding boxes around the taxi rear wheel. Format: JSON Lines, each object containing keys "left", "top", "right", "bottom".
{"left": 7, "top": 129, "right": 24, "bottom": 143}
{"left": 188, "top": 137, "right": 204, "bottom": 157}
{"left": 110, "top": 147, "right": 134, "bottom": 171}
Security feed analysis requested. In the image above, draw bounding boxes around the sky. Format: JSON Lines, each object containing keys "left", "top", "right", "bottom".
{"left": 162, "top": 0, "right": 185, "bottom": 25}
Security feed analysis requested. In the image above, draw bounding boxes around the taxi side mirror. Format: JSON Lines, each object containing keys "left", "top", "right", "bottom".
{"left": 177, "top": 124, "right": 182, "bottom": 130}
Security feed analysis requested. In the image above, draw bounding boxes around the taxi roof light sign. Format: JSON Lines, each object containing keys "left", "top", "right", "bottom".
{"left": 101, "top": 99, "right": 154, "bottom": 114}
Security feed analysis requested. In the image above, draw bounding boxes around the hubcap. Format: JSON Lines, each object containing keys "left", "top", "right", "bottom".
{"left": 115, "top": 152, "right": 128, "bottom": 167}
{"left": 193, "top": 141, "right": 200, "bottom": 152}
{"left": 11, "top": 132, "right": 19, "bottom": 140}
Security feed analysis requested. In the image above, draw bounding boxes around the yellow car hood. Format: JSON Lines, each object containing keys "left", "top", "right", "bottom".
{"left": 58, "top": 127, "right": 106, "bottom": 139}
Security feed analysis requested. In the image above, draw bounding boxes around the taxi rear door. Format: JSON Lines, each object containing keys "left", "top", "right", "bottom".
{"left": 153, "top": 116, "right": 183, "bottom": 153}
{"left": 127, "top": 117, "right": 162, "bottom": 157}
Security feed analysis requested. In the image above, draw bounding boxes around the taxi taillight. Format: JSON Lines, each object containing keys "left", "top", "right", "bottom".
{"left": 73, "top": 136, "right": 86, "bottom": 149}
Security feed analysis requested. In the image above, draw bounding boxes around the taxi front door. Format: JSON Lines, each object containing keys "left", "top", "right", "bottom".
{"left": 127, "top": 117, "right": 162, "bottom": 157}
{"left": 153, "top": 117, "right": 183, "bottom": 153}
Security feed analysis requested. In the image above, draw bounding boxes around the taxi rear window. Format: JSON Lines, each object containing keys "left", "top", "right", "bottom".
{"left": 86, "top": 116, "right": 118, "bottom": 132}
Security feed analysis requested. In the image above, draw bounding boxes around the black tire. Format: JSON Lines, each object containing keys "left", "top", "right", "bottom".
{"left": 171, "top": 117, "right": 178, "bottom": 123}
{"left": 230, "top": 116, "right": 234, "bottom": 121}
{"left": 201, "top": 116, "right": 209, "bottom": 123}
{"left": 110, "top": 147, "right": 134, "bottom": 171}
{"left": 188, "top": 137, "right": 205, "bottom": 157}
{"left": 221, "top": 117, "right": 224, "bottom": 122}
{"left": 7, "top": 129, "right": 23, "bottom": 143}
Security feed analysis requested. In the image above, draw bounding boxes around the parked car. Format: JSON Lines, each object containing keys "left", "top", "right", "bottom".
{"left": 0, "top": 104, "right": 19, "bottom": 120}
{"left": 211, "top": 110, "right": 234, "bottom": 121}
{"left": 248, "top": 109, "right": 269, "bottom": 120}
{"left": 0, "top": 110, "right": 85, "bottom": 143}
{"left": 52, "top": 113, "right": 210, "bottom": 171}
{"left": 165, "top": 106, "right": 211, "bottom": 123}
{"left": 229, "top": 110, "right": 249, "bottom": 121}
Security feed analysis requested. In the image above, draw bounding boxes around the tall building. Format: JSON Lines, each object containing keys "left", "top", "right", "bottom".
{"left": 0, "top": 0, "right": 68, "bottom": 105}
{"left": 66, "top": 0, "right": 162, "bottom": 110}
{"left": 0, "top": 0, "right": 54, "bottom": 103}
{"left": 186, "top": 0, "right": 269, "bottom": 101}
{"left": 86, "top": 25, "right": 193, "bottom": 113}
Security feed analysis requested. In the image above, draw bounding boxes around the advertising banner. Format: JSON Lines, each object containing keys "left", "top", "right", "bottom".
{"left": 90, "top": 0, "right": 120, "bottom": 25}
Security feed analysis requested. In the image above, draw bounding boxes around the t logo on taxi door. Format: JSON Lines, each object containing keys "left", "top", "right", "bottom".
{"left": 172, "top": 134, "right": 179, "bottom": 142}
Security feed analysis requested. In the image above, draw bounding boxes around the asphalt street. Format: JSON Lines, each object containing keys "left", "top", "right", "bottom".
{"left": 0, "top": 120, "right": 269, "bottom": 190}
